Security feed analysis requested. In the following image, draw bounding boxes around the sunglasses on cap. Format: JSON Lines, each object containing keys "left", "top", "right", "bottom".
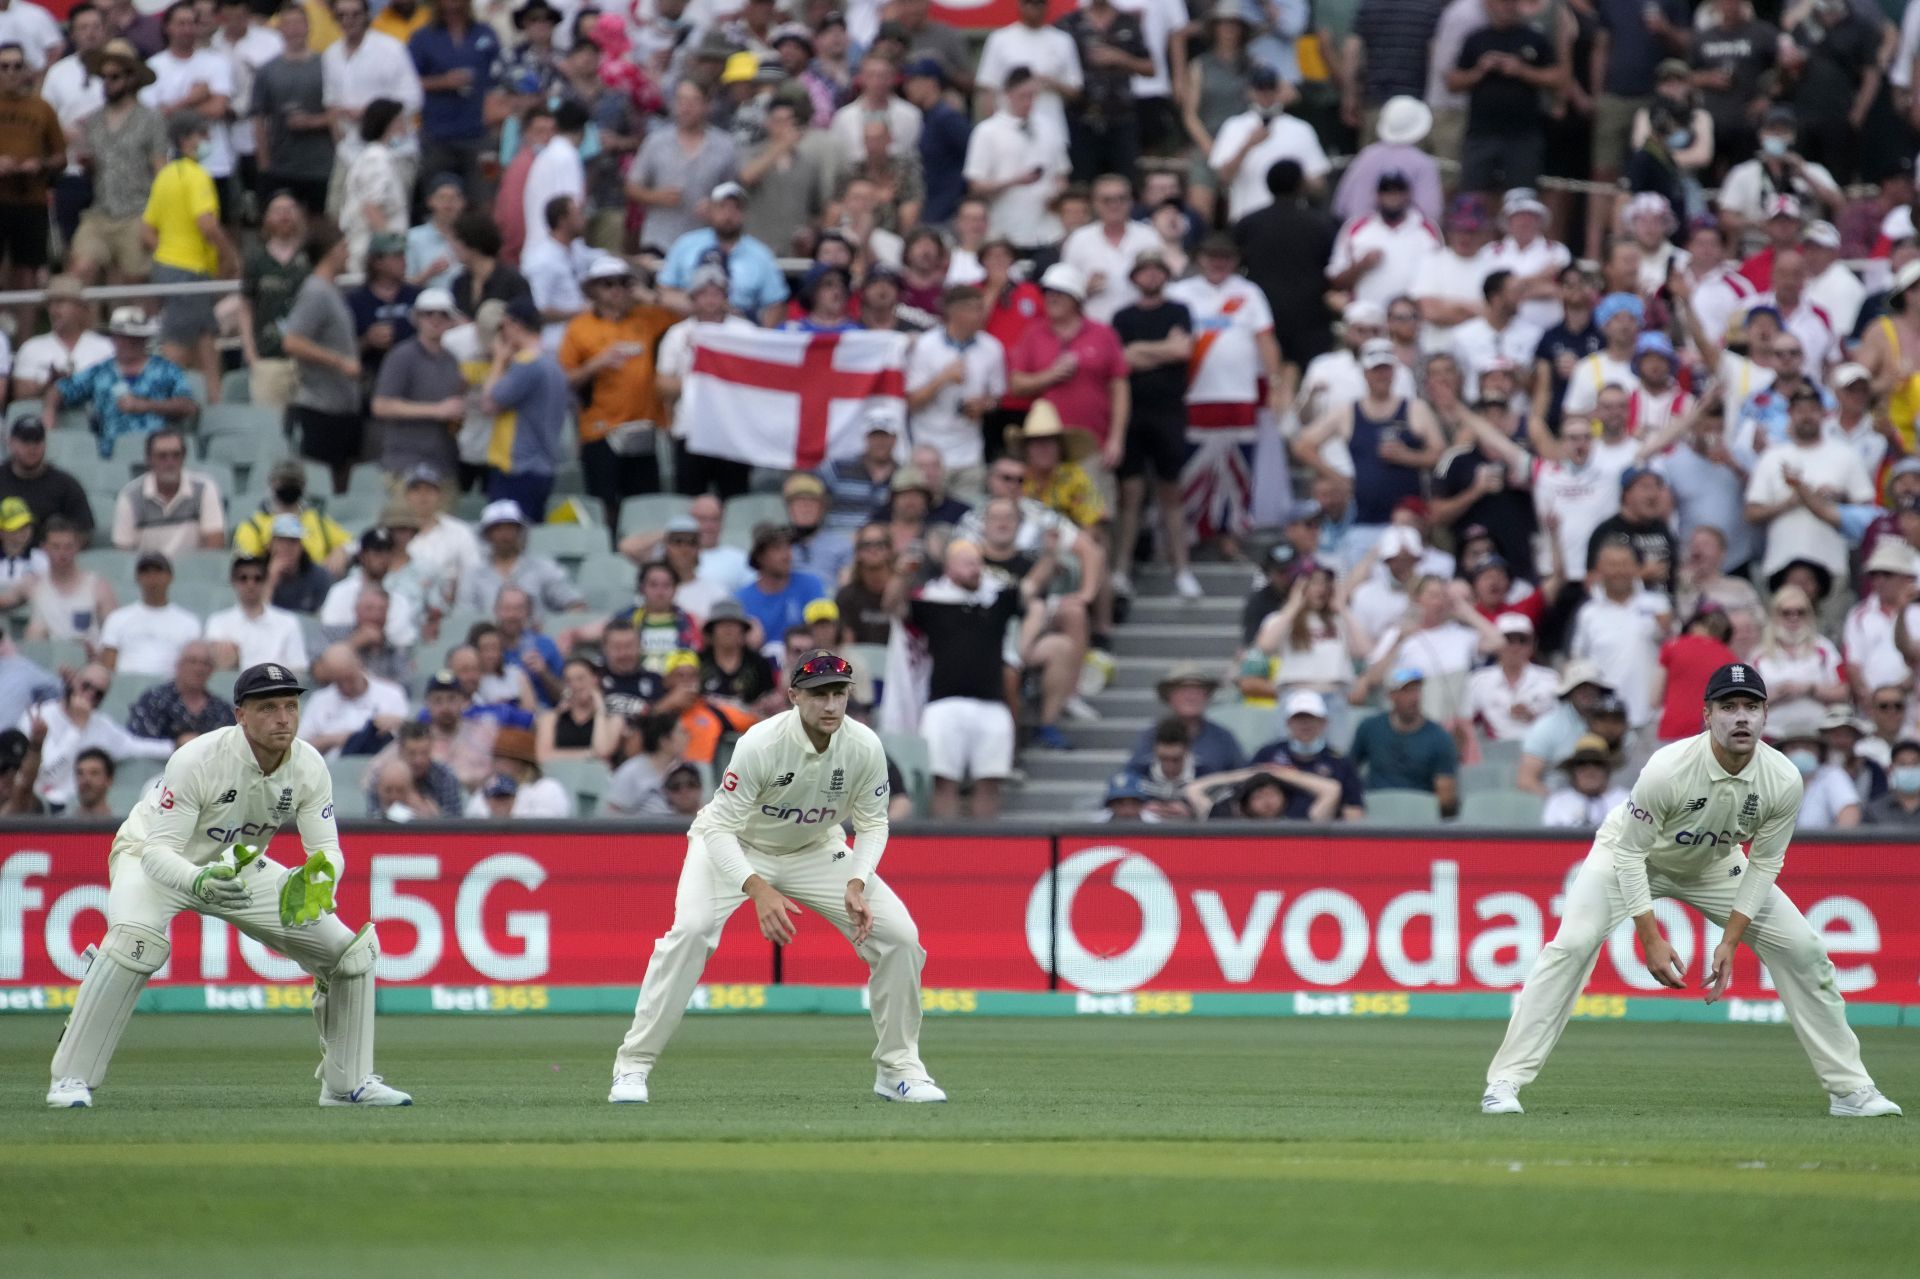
{"left": 791, "top": 653, "right": 854, "bottom": 682}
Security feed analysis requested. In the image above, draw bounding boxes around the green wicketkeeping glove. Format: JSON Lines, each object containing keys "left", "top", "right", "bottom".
{"left": 220, "top": 843, "right": 266, "bottom": 875}
{"left": 279, "top": 852, "right": 338, "bottom": 928}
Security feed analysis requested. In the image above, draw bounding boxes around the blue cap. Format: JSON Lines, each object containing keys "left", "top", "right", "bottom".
{"left": 1594, "top": 292, "right": 1644, "bottom": 327}
{"left": 1249, "top": 63, "right": 1281, "bottom": 91}
{"left": 1744, "top": 303, "right": 1784, "bottom": 328}
{"left": 1620, "top": 465, "right": 1664, "bottom": 493}
{"left": 483, "top": 773, "right": 520, "bottom": 799}
{"left": 903, "top": 56, "right": 945, "bottom": 83}
{"left": 1632, "top": 330, "right": 1675, "bottom": 367}
{"left": 1387, "top": 667, "right": 1424, "bottom": 691}
{"left": 1104, "top": 771, "right": 1150, "bottom": 804}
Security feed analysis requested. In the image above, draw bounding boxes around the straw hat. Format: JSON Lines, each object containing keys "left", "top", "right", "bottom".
{"left": 1002, "top": 400, "right": 1096, "bottom": 463}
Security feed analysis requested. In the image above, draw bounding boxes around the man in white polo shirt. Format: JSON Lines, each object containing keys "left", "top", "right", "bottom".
{"left": 1059, "top": 173, "right": 1163, "bottom": 325}
{"left": 1208, "top": 65, "right": 1330, "bottom": 223}
{"left": 1326, "top": 171, "right": 1441, "bottom": 312}
{"left": 905, "top": 283, "right": 1006, "bottom": 492}
{"left": 204, "top": 551, "right": 310, "bottom": 673}
{"left": 299, "top": 643, "right": 408, "bottom": 759}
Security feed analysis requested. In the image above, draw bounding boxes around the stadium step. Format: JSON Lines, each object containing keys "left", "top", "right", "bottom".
{"left": 1016, "top": 748, "right": 1130, "bottom": 784}
{"left": 1107, "top": 624, "right": 1246, "bottom": 659}
{"left": 1104, "top": 655, "right": 1239, "bottom": 690}
{"left": 1002, "top": 778, "right": 1106, "bottom": 816}
{"left": 1131, "top": 561, "right": 1259, "bottom": 593}
{"left": 1054, "top": 720, "right": 1146, "bottom": 752}
{"left": 1121, "top": 595, "right": 1243, "bottom": 625}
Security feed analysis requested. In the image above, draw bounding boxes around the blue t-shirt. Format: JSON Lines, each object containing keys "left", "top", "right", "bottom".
{"left": 918, "top": 102, "right": 972, "bottom": 225}
{"left": 1348, "top": 713, "right": 1458, "bottom": 793}
{"left": 346, "top": 283, "right": 420, "bottom": 345}
{"left": 1597, "top": 0, "right": 1688, "bottom": 96}
{"left": 734, "top": 570, "right": 829, "bottom": 642}
{"left": 58, "top": 355, "right": 193, "bottom": 458}
{"left": 410, "top": 21, "right": 500, "bottom": 142}
{"left": 1126, "top": 719, "right": 1245, "bottom": 777}
{"left": 658, "top": 229, "right": 790, "bottom": 317}
{"left": 505, "top": 631, "right": 565, "bottom": 706}
{"left": 489, "top": 353, "right": 570, "bottom": 476}
{"left": 1251, "top": 741, "right": 1367, "bottom": 817}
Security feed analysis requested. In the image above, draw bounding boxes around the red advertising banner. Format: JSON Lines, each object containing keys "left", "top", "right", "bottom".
{"left": 3, "top": 829, "right": 1915, "bottom": 1003}
{"left": 1048, "top": 836, "right": 1920, "bottom": 1000}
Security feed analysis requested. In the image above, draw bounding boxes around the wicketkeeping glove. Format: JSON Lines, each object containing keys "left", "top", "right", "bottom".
{"left": 192, "top": 863, "right": 252, "bottom": 909}
{"left": 278, "top": 852, "right": 338, "bottom": 928}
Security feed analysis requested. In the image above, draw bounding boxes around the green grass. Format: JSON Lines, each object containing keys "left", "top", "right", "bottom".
{"left": 2, "top": 1015, "right": 1916, "bottom": 1277}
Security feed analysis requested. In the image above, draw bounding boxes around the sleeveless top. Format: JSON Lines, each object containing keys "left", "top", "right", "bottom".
{"left": 1350, "top": 398, "right": 1422, "bottom": 524}
{"left": 30, "top": 572, "right": 103, "bottom": 644}
{"left": 552, "top": 708, "right": 596, "bottom": 750}
{"left": 1875, "top": 316, "right": 1920, "bottom": 453}
{"left": 1192, "top": 52, "right": 1252, "bottom": 140}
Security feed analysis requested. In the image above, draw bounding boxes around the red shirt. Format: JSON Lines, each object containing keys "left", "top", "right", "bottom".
{"left": 1657, "top": 633, "right": 1740, "bottom": 740}
{"left": 1738, "top": 246, "right": 1777, "bottom": 293}
{"left": 497, "top": 148, "right": 537, "bottom": 266}
{"left": 987, "top": 282, "right": 1045, "bottom": 407}
{"left": 1008, "top": 317, "right": 1128, "bottom": 444}
{"left": 1474, "top": 588, "right": 1545, "bottom": 630}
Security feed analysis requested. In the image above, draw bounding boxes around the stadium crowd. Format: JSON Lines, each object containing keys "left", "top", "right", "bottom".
{"left": 0, "top": 0, "right": 1919, "bottom": 830}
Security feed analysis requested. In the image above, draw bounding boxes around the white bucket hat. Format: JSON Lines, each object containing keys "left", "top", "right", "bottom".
{"left": 1376, "top": 97, "right": 1432, "bottom": 147}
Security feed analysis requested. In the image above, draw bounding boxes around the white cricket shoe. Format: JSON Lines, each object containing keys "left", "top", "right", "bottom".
{"left": 1173, "top": 569, "right": 1205, "bottom": 601}
{"left": 319, "top": 1074, "right": 412, "bottom": 1107}
{"left": 875, "top": 1075, "right": 947, "bottom": 1103}
{"left": 1110, "top": 571, "right": 1134, "bottom": 599}
{"left": 47, "top": 1077, "right": 92, "bottom": 1108}
{"left": 1481, "top": 1080, "right": 1524, "bottom": 1115}
{"left": 608, "top": 1073, "right": 650, "bottom": 1104}
{"left": 1830, "top": 1088, "right": 1902, "bottom": 1117}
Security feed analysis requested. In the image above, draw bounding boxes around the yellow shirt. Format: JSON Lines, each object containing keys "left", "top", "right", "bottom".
{"left": 234, "top": 507, "right": 352, "bottom": 565}
{"left": 280, "top": 1, "right": 342, "bottom": 52}
{"left": 371, "top": 6, "right": 431, "bottom": 43}
{"left": 143, "top": 158, "right": 220, "bottom": 276}
{"left": 556, "top": 306, "right": 676, "bottom": 444}
{"left": 1023, "top": 463, "right": 1106, "bottom": 528}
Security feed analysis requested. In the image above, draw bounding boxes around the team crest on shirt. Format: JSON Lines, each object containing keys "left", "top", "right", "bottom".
{"left": 1741, "top": 794, "right": 1760, "bottom": 821}
{"left": 277, "top": 788, "right": 293, "bottom": 813}
{"left": 829, "top": 768, "right": 844, "bottom": 792}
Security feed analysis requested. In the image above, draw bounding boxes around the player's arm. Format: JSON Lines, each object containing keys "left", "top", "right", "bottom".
{"left": 842, "top": 736, "right": 893, "bottom": 945}
{"left": 1707, "top": 772, "right": 1804, "bottom": 1001}
{"left": 1609, "top": 758, "right": 1686, "bottom": 989}
{"left": 140, "top": 764, "right": 249, "bottom": 907}
{"left": 697, "top": 733, "right": 798, "bottom": 944}
{"left": 294, "top": 750, "right": 345, "bottom": 882}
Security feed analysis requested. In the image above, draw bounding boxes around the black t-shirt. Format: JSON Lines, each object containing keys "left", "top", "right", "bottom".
{"left": 1791, "top": 16, "right": 1879, "bottom": 121}
{"left": 1111, "top": 300, "right": 1193, "bottom": 426}
{"left": 1531, "top": 319, "right": 1603, "bottom": 429}
{"left": 1241, "top": 582, "right": 1285, "bottom": 646}
{"left": 983, "top": 549, "right": 1036, "bottom": 591}
{"left": 1458, "top": 23, "right": 1556, "bottom": 138}
{"left": 835, "top": 578, "right": 892, "bottom": 645}
{"left": 0, "top": 463, "right": 95, "bottom": 539}
{"left": 1235, "top": 203, "right": 1338, "bottom": 359}
{"left": 601, "top": 666, "right": 664, "bottom": 719}
{"left": 699, "top": 650, "right": 775, "bottom": 704}
{"left": 908, "top": 589, "right": 1022, "bottom": 702}
{"left": 1691, "top": 20, "right": 1779, "bottom": 125}
{"left": 1436, "top": 450, "right": 1536, "bottom": 577}
{"left": 1586, "top": 514, "right": 1677, "bottom": 593}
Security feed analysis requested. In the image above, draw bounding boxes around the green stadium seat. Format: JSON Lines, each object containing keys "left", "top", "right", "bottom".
{"left": 105, "top": 768, "right": 164, "bottom": 819}
{"left": 1458, "top": 790, "right": 1546, "bottom": 827}
{"left": 528, "top": 523, "right": 609, "bottom": 568}
{"left": 721, "top": 492, "right": 787, "bottom": 544}
{"left": 542, "top": 757, "right": 612, "bottom": 813}
{"left": 1359, "top": 789, "right": 1442, "bottom": 825}
{"left": 880, "top": 733, "right": 932, "bottom": 816}
{"left": 618, "top": 493, "right": 691, "bottom": 538}
{"left": 329, "top": 757, "right": 371, "bottom": 817}
{"left": 1209, "top": 703, "right": 1281, "bottom": 757}
{"left": 98, "top": 673, "right": 163, "bottom": 723}
{"left": 219, "top": 369, "right": 250, "bottom": 404}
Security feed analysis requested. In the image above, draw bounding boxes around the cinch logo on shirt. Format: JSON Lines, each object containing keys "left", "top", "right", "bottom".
{"left": 760, "top": 804, "right": 839, "bottom": 825}
{"left": 1676, "top": 829, "right": 1749, "bottom": 847}
{"left": 207, "top": 822, "right": 279, "bottom": 844}
{"left": 1627, "top": 802, "right": 1654, "bottom": 825}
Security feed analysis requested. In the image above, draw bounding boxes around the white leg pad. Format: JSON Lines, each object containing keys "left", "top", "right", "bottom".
{"left": 313, "top": 924, "right": 378, "bottom": 1094}
{"left": 52, "top": 923, "right": 169, "bottom": 1089}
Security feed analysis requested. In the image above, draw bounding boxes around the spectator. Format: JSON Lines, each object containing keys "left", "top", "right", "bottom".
{"left": 1449, "top": 0, "right": 1560, "bottom": 199}
{"left": 535, "top": 655, "right": 620, "bottom": 762}
{"left": 97, "top": 551, "right": 200, "bottom": 677}
{"left": 1109, "top": 250, "right": 1194, "bottom": 598}
{"left": 369, "top": 287, "right": 466, "bottom": 485}
{"left": 819, "top": 417, "right": 899, "bottom": 531}
{"left": 366, "top": 721, "right": 461, "bottom": 818}
{"left": 1624, "top": 64, "right": 1715, "bottom": 222}
{"left": 1345, "top": 0, "right": 1449, "bottom": 144}
{"left": 697, "top": 598, "right": 779, "bottom": 713}
{"left": 447, "top": 209, "right": 531, "bottom": 319}
{"left": 1782, "top": 0, "right": 1883, "bottom": 185}
{"left": 466, "top": 724, "right": 573, "bottom": 816}
{"left": 1347, "top": 667, "right": 1460, "bottom": 817}
{"left": 467, "top": 621, "right": 536, "bottom": 710}
{"left": 1059, "top": 175, "right": 1160, "bottom": 328}
{"left": 1126, "top": 662, "right": 1244, "bottom": 777}
{"left": 738, "top": 92, "right": 837, "bottom": 257}
{"left": 110, "top": 429, "right": 224, "bottom": 558}
{"left": 232, "top": 457, "right": 351, "bottom": 576}
{"left": 603, "top": 710, "right": 689, "bottom": 816}
{"left": 1568, "top": 537, "right": 1670, "bottom": 729}
{"left": 454, "top": 499, "right": 584, "bottom": 619}
{"left": 1515, "top": 660, "right": 1615, "bottom": 793}
{"left": 235, "top": 192, "right": 309, "bottom": 410}
{"left": 1865, "top": 738, "right": 1920, "bottom": 826}
{"left": 10, "top": 278, "right": 108, "bottom": 403}
{"left": 1007, "top": 264, "right": 1129, "bottom": 482}
{"left": 554, "top": 257, "right": 676, "bottom": 527}
{"left": 1055, "top": 0, "right": 1147, "bottom": 184}
{"left": 1354, "top": 573, "right": 1502, "bottom": 727}
{"left": 39, "top": 7, "right": 106, "bottom": 253}
{"left": 1294, "top": 302, "right": 1406, "bottom": 426}
{"left": 347, "top": 232, "right": 420, "bottom": 377}
{"left": 1184, "top": 765, "right": 1343, "bottom": 823}
{"left": 1253, "top": 562, "right": 1368, "bottom": 734}
{"left": 280, "top": 219, "right": 364, "bottom": 494}
{"left": 366, "top": 750, "right": 451, "bottom": 822}
{"left": 629, "top": 79, "right": 737, "bottom": 253}
{"left": 0, "top": 417, "right": 93, "bottom": 539}
{"left": 405, "top": 173, "right": 465, "bottom": 292}
{"left": 263, "top": 513, "right": 334, "bottom": 614}
{"left": 903, "top": 284, "right": 1005, "bottom": 496}
{"left": 204, "top": 554, "right": 308, "bottom": 671}
{"left": 1126, "top": 715, "right": 1199, "bottom": 819}
{"left": 976, "top": 0, "right": 1080, "bottom": 151}
{"left": 518, "top": 193, "right": 590, "bottom": 353}
{"left": 141, "top": 108, "right": 235, "bottom": 401}
{"left": 1004, "top": 401, "right": 1106, "bottom": 541}
{"left": 1670, "top": 525, "right": 1763, "bottom": 654}
{"left": 1774, "top": 709, "right": 1861, "bottom": 829}
{"left": 1587, "top": 0, "right": 1690, "bottom": 256}
{"left": 1752, "top": 582, "right": 1847, "bottom": 728}
{"left": 125, "top": 639, "right": 231, "bottom": 744}
{"left": 1293, "top": 341, "right": 1445, "bottom": 546}
{"left": 406, "top": 0, "right": 495, "bottom": 193}
{"left": 734, "top": 524, "right": 827, "bottom": 644}
{"left": 1690, "top": 0, "right": 1778, "bottom": 170}
{"left": 1330, "top": 95, "right": 1442, "bottom": 227}
{"left": 45, "top": 308, "right": 196, "bottom": 462}
{"left": 1820, "top": 705, "right": 1885, "bottom": 805}
{"left": 250, "top": 2, "right": 330, "bottom": 215}
{"left": 1744, "top": 383, "right": 1872, "bottom": 600}
{"left": 595, "top": 618, "right": 666, "bottom": 721}
{"left": 1843, "top": 540, "right": 1920, "bottom": 700}
{"left": 1802, "top": 222, "right": 1865, "bottom": 339}
{"left": 67, "top": 747, "right": 116, "bottom": 818}
{"left": 68, "top": 39, "right": 167, "bottom": 287}
{"left": 768, "top": 472, "right": 848, "bottom": 585}
{"left": 318, "top": 526, "right": 419, "bottom": 647}
{"left": 1540, "top": 733, "right": 1630, "bottom": 827}
{"left": 902, "top": 58, "right": 968, "bottom": 227}
{"left": 1461, "top": 612, "right": 1558, "bottom": 743}
{"left": 1716, "top": 107, "right": 1842, "bottom": 238}
{"left": 655, "top": 266, "right": 755, "bottom": 501}
{"left": 397, "top": 463, "right": 479, "bottom": 603}
{"left": 1248, "top": 689, "right": 1366, "bottom": 822}
{"left": 301, "top": 642, "right": 408, "bottom": 757}
{"left": 1209, "top": 64, "right": 1328, "bottom": 226}
{"left": 19, "top": 663, "right": 170, "bottom": 810}
{"left": 962, "top": 66, "right": 1071, "bottom": 250}
{"left": 1586, "top": 466, "right": 1678, "bottom": 594}
{"left": 1652, "top": 603, "right": 1741, "bottom": 741}
{"left": 479, "top": 297, "right": 570, "bottom": 517}
{"left": 1096, "top": 768, "right": 1156, "bottom": 822}
{"left": 834, "top": 524, "right": 897, "bottom": 646}
{"left": 1449, "top": 271, "right": 1543, "bottom": 404}
{"left": 25, "top": 517, "right": 115, "bottom": 650}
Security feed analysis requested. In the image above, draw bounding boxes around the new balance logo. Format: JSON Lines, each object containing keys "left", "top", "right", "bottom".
{"left": 215, "top": 789, "right": 237, "bottom": 805}
{"left": 831, "top": 850, "right": 846, "bottom": 862}
{"left": 1682, "top": 798, "right": 1707, "bottom": 814}
{"left": 1729, "top": 865, "right": 1743, "bottom": 877}
{"left": 773, "top": 772, "right": 795, "bottom": 787}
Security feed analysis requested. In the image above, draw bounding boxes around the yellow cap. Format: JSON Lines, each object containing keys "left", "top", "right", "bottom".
{"left": 804, "top": 598, "right": 840, "bottom": 624}
{"left": 722, "top": 51, "right": 760, "bottom": 84}
{"left": 663, "top": 649, "right": 701, "bottom": 674}
{"left": 0, "top": 497, "right": 31, "bottom": 532}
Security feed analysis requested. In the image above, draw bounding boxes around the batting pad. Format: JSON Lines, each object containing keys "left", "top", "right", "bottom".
{"left": 315, "top": 925, "right": 378, "bottom": 1094}
{"left": 53, "top": 923, "right": 169, "bottom": 1089}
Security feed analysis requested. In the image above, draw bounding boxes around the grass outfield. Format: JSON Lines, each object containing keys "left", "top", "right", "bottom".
{"left": 1, "top": 1015, "right": 1916, "bottom": 1278}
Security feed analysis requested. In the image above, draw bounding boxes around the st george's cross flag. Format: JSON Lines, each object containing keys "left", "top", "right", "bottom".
{"left": 679, "top": 326, "right": 910, "bottom": 470}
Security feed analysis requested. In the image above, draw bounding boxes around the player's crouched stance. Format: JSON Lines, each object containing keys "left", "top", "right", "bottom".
{"left": 1481, "top": 663, "right": 1899, "bottom": 1119}
{"left": 46, "top": 664, "right": 411, "bottom": 1110}
{"left": 609, "top": 649, "right": 945, "bottom": 1105}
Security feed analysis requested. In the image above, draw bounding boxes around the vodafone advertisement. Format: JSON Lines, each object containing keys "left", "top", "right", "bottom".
{"left": 2, "top": 829, "right": 1917, "bottom": 1002}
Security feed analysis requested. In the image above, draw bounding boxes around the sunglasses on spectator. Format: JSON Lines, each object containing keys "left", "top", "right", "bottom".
{"left": 665, "top": 534, "right": 698, "bottom": 545}
{"left": 1778, "top": 607, "right": 1808, "bottom": 617}
{"left": 857, "top": 538, "right": 891, "bottom": 550}
{"left": 1876, "top": 700, "right": 1905, "bottom": 710}
{"left": 233, "top": 572, "right": 266, "bottom": 583}
{"left": 992, "top": 469, "right": 1026, "bottom": 482}
{"left": 0, "top": 61, "right": 25, "bottom": 72}
{"left": 76, "top": 683, "right": 105, "bottom": 698}
{"left": 665, "top": 776, "right": 700, "bottom": 791}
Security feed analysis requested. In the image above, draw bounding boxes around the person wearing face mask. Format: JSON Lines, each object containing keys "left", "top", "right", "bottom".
{"left": 1624, "top": 66, "right": 1714, "bottom": 226}
{"left": 1715, "top": 106, "right": 1842, "bottom": 244}
{"left": 232, "top": 457, "right": 353, "bottom": 579}
{"left": 1326, "top": 171, "right": 1441, "bottom": 314}
{"left": 1819, "top": 706, "right": 1886, "bottom": 803}
{"left": 1771, "top": 713, "right": 1860, "bottom": 829}
{"left": 1864, "top": 738, "right": 1920, "bottom": 825}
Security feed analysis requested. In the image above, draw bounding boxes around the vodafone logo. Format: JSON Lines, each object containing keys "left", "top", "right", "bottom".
{"left": 1025, "top": 846, "right": 1180, "bottom": 994}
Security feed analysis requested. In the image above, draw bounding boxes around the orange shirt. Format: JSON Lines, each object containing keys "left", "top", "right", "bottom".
{"left": 678, "top": 698, "right": 757, "bottom": 765}
{"left": 556, "top": 305, "right": 677, "bottom": 445}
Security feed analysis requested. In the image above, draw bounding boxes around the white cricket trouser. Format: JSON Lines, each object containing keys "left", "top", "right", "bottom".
{"left": 613, "top": 836, "right": 929, "bottom": 1081}
{"left": 1487, "top": 843, "right": 1875, "bottom": 1096}
{"left": 105, "top": 853, "right": 360, "bottom": 973}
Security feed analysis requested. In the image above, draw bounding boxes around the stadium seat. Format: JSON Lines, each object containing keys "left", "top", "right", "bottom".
{"left": 527, "top": 523, "right": 608, "bottom": 568}
{"left": 78, "top": 548, "right": 137, "bottom": 603}
{"left": 618, "top": 493, "right": 691, "bottom": 538}
{"left": 579, "top": 552, "right": 637, "bottom": 612}
{"left": 1479, "top": 738, "right": 1524, "bottom": 770}
{"left": 197, "top": 403, "right": 281, "bottom": 445}
{"left": 169, "top": 582, "right": 227, "bottom": 617}
{"left": 105, "top": 768, "right": 164, "bottom": 818}
{"left": 1359, "top": 789, "right": 1442, "bottom": 825}
{"left": 219, "top": 369, "right": 250, "bottom": 404}
{"left": 1457, "top": 760, "right": 1516, "bottom": 794}
{"left": 844, "top": 643, "right": 886, "bottom": 707}
{"left": 204, "top": 431, "right": 289, "bottom": 489}
{"left": 99, "top": 673, "right": 163, "bottom": 723}
{"left": 543, "top": 757, "right": 612, "bottom": 812}
{"left": 181, "top": 370, "right": 208, "bottom": 405}
{"left": 721, "top": 492, "right": 787, "bottom": 543}
{"left": 1210, "top": 703, "right": 1281, "bottom": 758}
{"left": 879, "top": 733, "right": 932, "bottom": 815}
{"left": 171, "top": 550, "right": 234, "bottom": 594}
{"left": 45, "top": 430, "right": 98, "bottom": 470}
{"left": 434, "top": 610, "right": 490, "bottom": 652}
{"left": 1458, "top": 790, "right": 1546, "bottom": 827}
{"left": 329, "top": 756, "right": 370, "bottom": 816}
{"left": 13, "top": 636, "right": 82, "bottom": 675}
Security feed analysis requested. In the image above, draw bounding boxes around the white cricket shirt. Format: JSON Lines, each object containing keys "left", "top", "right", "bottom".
{"left": 1598, "top": 730, "right": 1803, "bottom": 920}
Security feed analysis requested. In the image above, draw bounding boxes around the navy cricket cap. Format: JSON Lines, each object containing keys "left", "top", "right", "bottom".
{"left": 789, "top": 648, "right": 854, "bottom": 689}
{"left": 1704, "top": 662, "right": 1768, "bottom": 704}
{"left": 234, "top": 662, "right": 306, "bottom": 703}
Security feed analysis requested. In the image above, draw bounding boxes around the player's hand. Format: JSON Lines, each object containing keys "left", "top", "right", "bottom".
{"left": 192, "top": 864, "right": 252, "bottom": 910}
{"left": 1642, "top": 935, "right": 1687, "bottom": 989}
{"left": 1703, "top": 940, "right": 1735, "bottom": 1003}
{"left": 845, "top": 880, "right": 873, "bottom": 946}
{"left": 750, "top": 884, "right": 799, "bottom": 945}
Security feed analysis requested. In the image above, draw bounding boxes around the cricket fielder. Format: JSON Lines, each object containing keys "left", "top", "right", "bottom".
{"left": 610, "top": 649, "right": 945, "bottom": 1104}
{"left": 45, "top": 663, "right": 411, "bottom": 1109}
{"left": 1483, "top": 663, "right": 1900, "bottom": 1118}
